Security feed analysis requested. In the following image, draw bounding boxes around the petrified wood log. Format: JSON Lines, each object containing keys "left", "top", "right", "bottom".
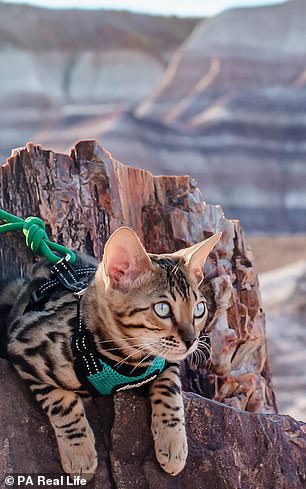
{"left": 0, "top": 141, "right": 276, "bottom": 414}
{"left": 2, "top": 141, "right": 304, "bottom": 488}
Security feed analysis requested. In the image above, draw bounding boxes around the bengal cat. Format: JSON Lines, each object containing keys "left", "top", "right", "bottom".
{"left": 0, "top": 227, "right": 221, "bottom": 479}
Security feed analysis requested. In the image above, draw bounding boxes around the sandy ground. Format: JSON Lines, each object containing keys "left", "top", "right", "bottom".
{"left": 247, "top": 234, "right": 306, "bottom": 274}
{"left": 248, "top": 235, "right": 306, "bottom": 421}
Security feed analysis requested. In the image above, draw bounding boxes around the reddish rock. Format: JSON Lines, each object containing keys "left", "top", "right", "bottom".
{"left": 1, "top": 368, "right": 305, "bottom": 489}
{"left": 110, "top": 392, "right": 306, "bottom": 489}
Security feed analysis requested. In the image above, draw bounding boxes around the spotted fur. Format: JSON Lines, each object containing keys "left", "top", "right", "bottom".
{"left": 0, "top": 228, "right": 221, "bottom": 478}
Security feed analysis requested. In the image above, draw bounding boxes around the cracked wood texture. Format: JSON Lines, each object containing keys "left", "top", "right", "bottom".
{"left": 1, "top": 140, "right": 305, "bottom": 488}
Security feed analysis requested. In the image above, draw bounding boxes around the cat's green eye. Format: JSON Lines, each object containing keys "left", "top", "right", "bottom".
{"left": 153, "top": 302, "right": 171, "bottom": 319}
{"left": 194, "top": 301, "right": 206, "bottom": 319}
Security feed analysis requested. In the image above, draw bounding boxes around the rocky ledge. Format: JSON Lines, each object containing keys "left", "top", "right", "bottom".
{"left": 1, "top": 369, "right": 306, "bottom": 489}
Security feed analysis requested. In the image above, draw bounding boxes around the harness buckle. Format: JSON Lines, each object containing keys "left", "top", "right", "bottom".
{"left": 31, "top": 289, "right": 41, "bottom": 304}
{"left": 74, "top": 287, "right": 88, "bottom": 299}
{"left": 50, "top": 255, "right": 88, "bottom": 293}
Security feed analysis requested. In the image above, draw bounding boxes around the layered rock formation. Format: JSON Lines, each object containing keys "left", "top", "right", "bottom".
{"left": 0, "top": 140, "right": 305, "bottom": 488}
{"left": 0, "top": 1, "right": 197, "bottom": 161}
{"left": 95, "top": 0, "right": 306, "bottom": 232}
{"left": 0, "top": 1, "right": 196, "bottom": 105}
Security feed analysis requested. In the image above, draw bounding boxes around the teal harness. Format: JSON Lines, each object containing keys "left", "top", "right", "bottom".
{"left": 87, "top": 356, "right": 166, "bottom": 395}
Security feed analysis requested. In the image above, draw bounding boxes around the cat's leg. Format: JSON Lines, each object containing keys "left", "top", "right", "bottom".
{"left": 150, "top": 363, "right": 188, "bottom": 476}
{"left": 31, "top": 383, "right": 97, "bottom": 480}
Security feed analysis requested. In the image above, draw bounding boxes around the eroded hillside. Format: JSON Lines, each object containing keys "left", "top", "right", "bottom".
{"left": 0, "top": 1, "right": 198, "bottom": 159}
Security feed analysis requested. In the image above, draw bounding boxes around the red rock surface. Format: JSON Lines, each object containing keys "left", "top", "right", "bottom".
{"left": 1, "top": 373, "right": 306, "bottom": 489}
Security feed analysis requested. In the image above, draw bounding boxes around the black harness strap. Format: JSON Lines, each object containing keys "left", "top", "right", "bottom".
{"left": 48, "top": 257, "right": 104, "bottom": 395}
{"left": 31, "top": 264, "right": 97, "bottom": 304}
{"left": 50, "top": 257, "right": 91, "bottom": 293}
{"left": 70, "top": 295, "right": 105, "bottom": 395}
{"left": 24, "top": 256, "right": 103, "bottom": 395}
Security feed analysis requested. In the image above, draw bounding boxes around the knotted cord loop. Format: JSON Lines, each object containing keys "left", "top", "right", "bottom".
{"left": 0, "top": 210, "right": 76, "bottom": 264}
{"left": 23, "top": 217, "right": 48, "bottom": 254}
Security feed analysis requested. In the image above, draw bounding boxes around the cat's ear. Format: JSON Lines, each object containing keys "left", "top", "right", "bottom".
{"left": 177, "top": 232, "right": 222, "bottom": 284}
{"left": 102, "top": 227, "right": 152, "bottom": 289}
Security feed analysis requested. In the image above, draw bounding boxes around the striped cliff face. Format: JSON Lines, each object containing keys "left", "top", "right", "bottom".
{"left": 97, "top": 0, "right": 306, "bottom": 233}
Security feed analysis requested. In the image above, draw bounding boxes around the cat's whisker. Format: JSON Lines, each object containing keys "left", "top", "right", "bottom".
{"left": 189, "top": 336, "right": 212, "bottom": 366}
{"left": 97, "top": 338, "right": 126, "bottom": 343}
{"left": 199, "top": 333, "right": 210, "bottom": 340}
{"left": 198, "top": 337, "right": 211, "bottom": 345}
{"left": 191, "top": 349, "right": 200, "bottom": 367}
{"left": 205, "top": 355, "right": 211, "bottom": 365}
{"left": 198, "top": 338, "right": 210, "bottom": 345}
{"left": 113, "top": 341, "right": 160, "bottom": 368}
{"left": 170, "top": 261, "right": 180, "bottom": 278}
{"left": 197, "top": 351, "right": 211, "bottom": 366}
{"left": 113, "top": 349, "right": 149, "bottom": 369}
{"left": 198, "top": 338, "right": 211, "bottom": 347}
{"left": 198, "top": 340, "right": 210, "bottom": 347}
{"left": 197, "top": 344, "right": 211, "bottom": 359}
{"left": 129, "top": 344, "right": 166, "bottom": 374}
{"left": 198, "top": 351, "right": 211, "bottom": 361}
{"left": 131, "top": 347, "right": 169, "bottom": 373}
{"left": 97, "top": 336, "right": 158, "bottom": 344}
{"left": 158, "top": 346, "right": 170, "bottom": 360}
{"left": 194, "top": 350, "right": 202, "bottom": 366}
{"left": 190, "top": 346, "right": 210, "bottom": 367}
{"left": 190, "top": 350, "right": 196, "bottom": 365}
{"left": 102, "top": 341, "right": 158, "bottom": 353}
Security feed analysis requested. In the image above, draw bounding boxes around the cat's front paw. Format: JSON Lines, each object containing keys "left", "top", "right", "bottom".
{"left": 58, "top": 437, "right": 98, "bottom": 481}
{"left": 152, "top": 424, "right": 188, "bottom": 476}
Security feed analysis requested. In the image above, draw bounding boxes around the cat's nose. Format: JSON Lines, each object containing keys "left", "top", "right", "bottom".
{"left": 179, "top": 323, "right": 197, "bottom": 350}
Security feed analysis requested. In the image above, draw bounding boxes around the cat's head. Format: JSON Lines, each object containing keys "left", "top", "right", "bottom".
{"left": 96, "top": 227, "right": 221, "bottom": 363}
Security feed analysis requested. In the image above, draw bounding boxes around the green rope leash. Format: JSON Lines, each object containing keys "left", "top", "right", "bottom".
{"left": 0, "top": 209, "right": 76, "bottom": 264}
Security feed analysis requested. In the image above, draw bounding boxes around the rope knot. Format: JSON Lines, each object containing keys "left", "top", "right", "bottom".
{"left": 0, "top": 210, "right": 76, "bottom": 264}
{"left": 23, "top": 217, "right": 49, "bottom": 255}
